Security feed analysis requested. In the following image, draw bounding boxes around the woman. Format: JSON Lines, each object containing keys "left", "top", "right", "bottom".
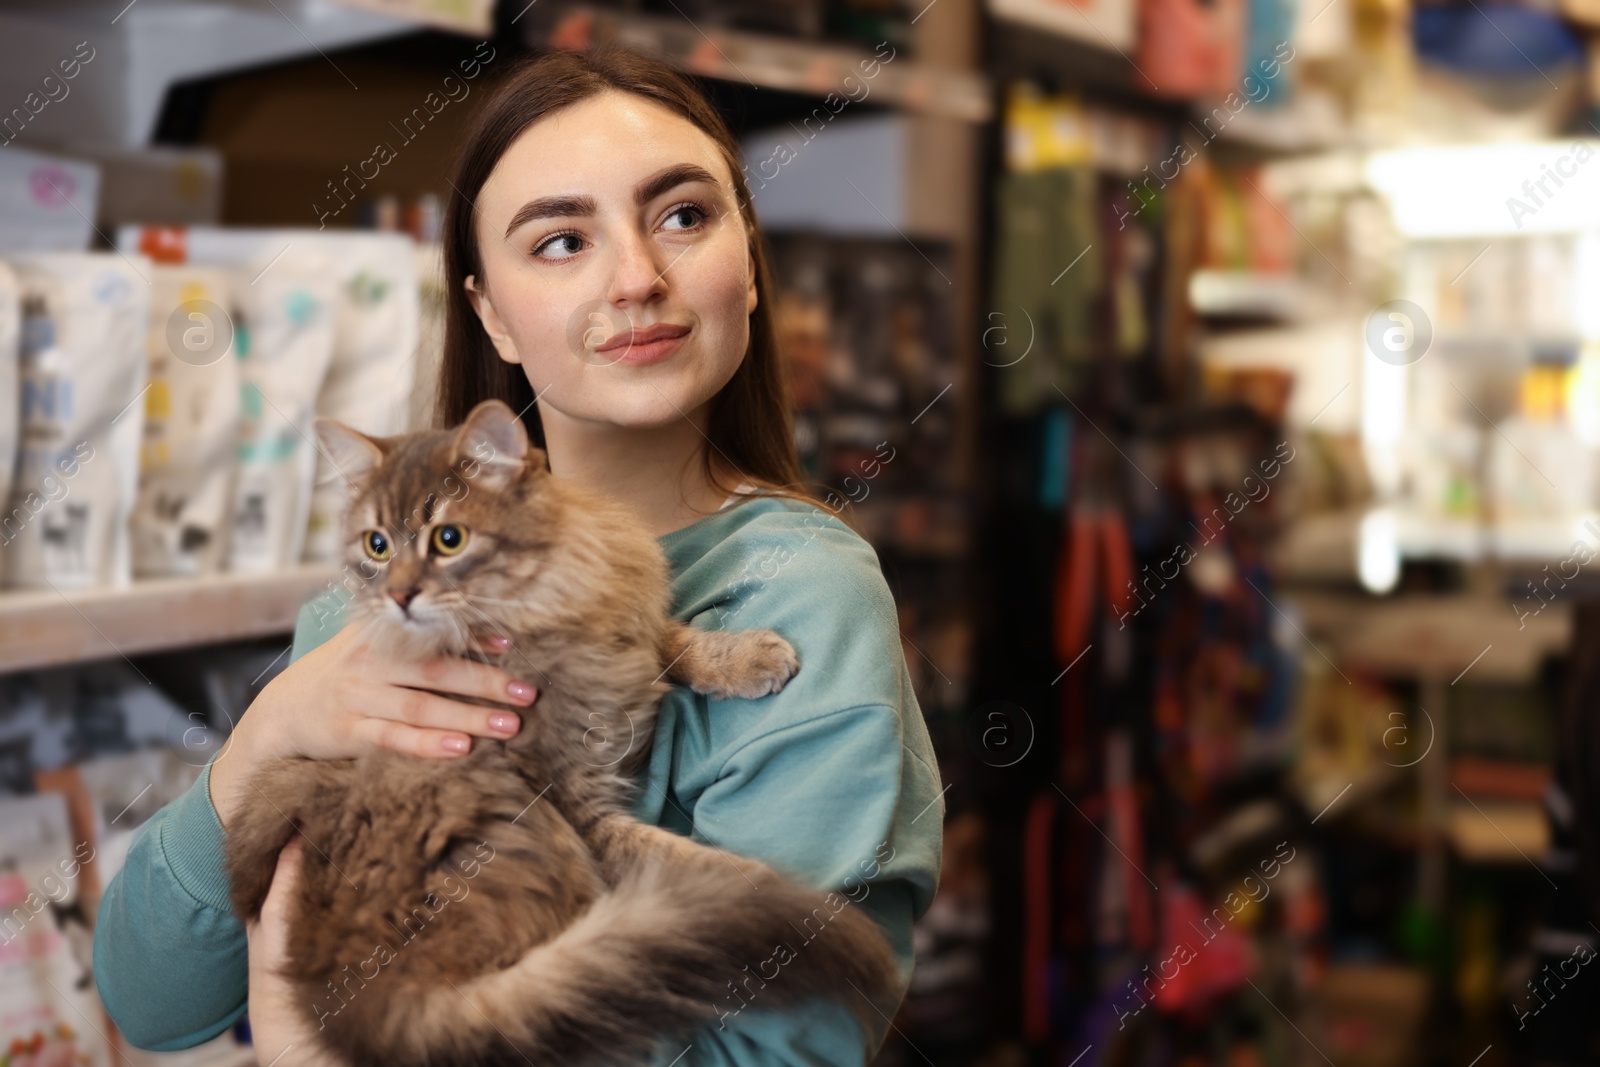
{"left": 91, "top": 46, "right": 944, "bottom": 1067}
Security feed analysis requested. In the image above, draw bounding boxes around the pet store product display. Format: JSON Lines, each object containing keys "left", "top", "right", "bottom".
{"left": 0, "top": 792, "right": 109, "bottom": 1067}
{"left": 130, "top": 265, "right": 240, "bottom": 578}
{"left": 116, "top": 226, "right": 423, "bottom": 573}
{"left": 1, "top": 252, "right": 150, "bottom": 591}
{"left": 301, "top": 232, "right": 420, "bottom": 563}
{"left": 0, "top": 263, "right": 17, "bottom": 552}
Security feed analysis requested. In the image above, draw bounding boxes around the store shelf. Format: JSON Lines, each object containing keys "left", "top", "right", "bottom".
{"left": 0, "top": 565, "right": 339, "bottom": 674}
{"left": 1289, "top": 589, "right": 1572, "bottom": 682}
{"left": 987, "top": 14, "right": 1190, "bottom": 118}
{"left": 1189, "top": 269, "right": 1309, "bottom": 321}
{"left": 1202, "top": 89, "right": 1346, "bottom": 154}
{"left": 0, "top": 1, "right": 424, "bottom": 150}
{"left": 522, "top": 4, "right": 992, "bottom": 123}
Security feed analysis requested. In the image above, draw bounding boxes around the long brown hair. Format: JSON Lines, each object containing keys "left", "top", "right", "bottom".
{"left": 437, "top": 47, "right": 834, "bottom": 520}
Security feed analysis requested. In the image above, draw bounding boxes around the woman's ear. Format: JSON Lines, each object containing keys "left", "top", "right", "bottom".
{"left": 464, "top": 274, "right": 522, "bottom": 366}
{"left": 746, "top": 249, "right": 758, "bottom": 316}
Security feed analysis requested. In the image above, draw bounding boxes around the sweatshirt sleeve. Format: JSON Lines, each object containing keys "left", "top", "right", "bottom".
{"left": 92, "top": 596, "right": 344, "bottom": 1049}
{"left": 629, "top": 503, "right": 947, "bottom": 1067}
{"left": 91, "top": 734, "right": 249, "bottom": 1047}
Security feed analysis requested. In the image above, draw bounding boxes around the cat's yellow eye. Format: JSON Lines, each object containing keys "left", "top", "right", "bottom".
{"left": 431, "top": 523, "right": 468, "bottom": 556}
{"left": 362, "top": 530, "right": 391, "bottom": 561}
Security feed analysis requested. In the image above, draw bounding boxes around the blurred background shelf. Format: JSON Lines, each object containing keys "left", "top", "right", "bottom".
{"left": 519, "top": 3, "right": 993, "bottom": 122}
{"left": 1289, "top": 589, "right": 1572, "bottom": 682}
{"left": 0, "top": 565, "right": 338, "bottom": 674}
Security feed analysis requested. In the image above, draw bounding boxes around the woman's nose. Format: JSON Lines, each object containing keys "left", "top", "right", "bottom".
{"left": 603, "top": 230, "right": 669, "bottom": 307}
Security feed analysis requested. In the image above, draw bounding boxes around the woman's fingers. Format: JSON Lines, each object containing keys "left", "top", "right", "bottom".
{"left": 395, "top": 651, "right": 537, "bottom": 709}
{"left": 250, "top": 839, "right": 303, "bottom": 953}
{"left": 467, "top": 631, "right": 514, "bottom": 656}
{"left": 357, "top": 687, "right": 524, "bottom": 757}
{"left": 350, "top": 714, "right": 506, "bottom": 759}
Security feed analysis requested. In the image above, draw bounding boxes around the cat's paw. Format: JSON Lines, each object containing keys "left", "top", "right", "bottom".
{"left": 706, "top": 630, "right": 799, "bottom": 700}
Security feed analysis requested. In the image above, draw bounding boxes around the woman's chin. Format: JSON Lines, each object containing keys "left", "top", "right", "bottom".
{"left": 574, "top": 380, "right": 720, "bottom": 431}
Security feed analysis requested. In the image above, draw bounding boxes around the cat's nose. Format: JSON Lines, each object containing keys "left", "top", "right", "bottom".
{"left": 390, "top": 587, "right": 420, "bottom": 611}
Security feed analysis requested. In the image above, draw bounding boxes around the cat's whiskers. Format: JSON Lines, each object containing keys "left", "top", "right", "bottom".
{"left": 435, "top": 608, "right": 474, "bottom": 656}
{"left": 434, "top": 577, "right": 553, "bottom": 687}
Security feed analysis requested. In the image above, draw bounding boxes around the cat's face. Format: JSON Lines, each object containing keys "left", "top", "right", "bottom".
{"left": 314, "top": 400, "right": 552, "bottom": 656}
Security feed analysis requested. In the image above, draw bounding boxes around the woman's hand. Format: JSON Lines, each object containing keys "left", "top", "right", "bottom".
{"left": 244, "top": 839, "right": 349, "bottom": 1067}
{"left": 210, "top": 620, "right": 537, "bottom": 829}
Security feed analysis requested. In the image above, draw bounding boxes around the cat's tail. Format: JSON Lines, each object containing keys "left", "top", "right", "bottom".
{"left": 338, "top": 857, "right": 901, "bottom": 1067}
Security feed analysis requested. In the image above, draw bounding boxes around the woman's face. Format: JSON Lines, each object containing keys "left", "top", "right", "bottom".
{"left": 466, "top": 90, "right": 757, "bottom": 432}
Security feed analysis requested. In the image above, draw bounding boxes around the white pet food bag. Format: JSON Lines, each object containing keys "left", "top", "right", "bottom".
{"left": 409, "top": 240, "right": 447, "bottom": 434}
{"left": 1, "top": 253, "right": 150, "bottom": 591}
{"left": 225, "top": 246, "right": 337, "bottom": 572}
{"left": 0, "top": 263, "right": 18, "bottom": 534}
{"left": 131, "top": 265, "right": 239, "bottom": 577}
{"left": 303, "top": 233, "right": 419, "bottom": 562}
{"left": 0, "top": 792, "right": 113, "bottom": 1067}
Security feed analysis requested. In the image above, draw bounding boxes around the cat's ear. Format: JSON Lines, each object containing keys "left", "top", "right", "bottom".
{"left": 314, "top": 417, "right": 385, "bottom": 483}
{"left": 452, "top": 399, "right": 539, "bottom": 488}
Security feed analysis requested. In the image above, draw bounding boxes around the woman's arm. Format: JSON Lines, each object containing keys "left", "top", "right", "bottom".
{"left": 91, "top": 748, "right": 251, "bottom": 1049}
{"left": 632, "top": 503, "right": 946, "bottom": 1067}
{"left": 92, "top": 596, "right": 339, "bottom": 1049}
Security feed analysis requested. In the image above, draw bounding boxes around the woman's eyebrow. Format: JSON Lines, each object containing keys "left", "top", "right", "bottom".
{"left": 504, "top": 194, "right": 595, "bottom": 237}
{"left": 503, "top": 163, "right": 722, "bottom": 239}
{"left": 633, "top": 163, "right": 721, "bottom": 206}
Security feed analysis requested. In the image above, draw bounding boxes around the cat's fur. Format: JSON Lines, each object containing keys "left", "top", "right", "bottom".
{"left": 222, "top": 399, "right": 899, "bottom": 1066}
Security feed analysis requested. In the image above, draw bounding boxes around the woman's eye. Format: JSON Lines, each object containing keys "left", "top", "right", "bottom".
{"left": 532, "top": 231, "right": 585, "bottom": 261}
{"left": 363, "top": 530, "right": 391, "bottom": 561}
{"left": 431, "top": 523, "right": 469, "bottom": 556}
{"left": 661, "top": 204, "right": 707, "bottom": 232}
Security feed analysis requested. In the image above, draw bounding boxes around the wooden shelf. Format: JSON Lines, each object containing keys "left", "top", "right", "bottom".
{"left": 0, "top": 565, "right": 339, "bottom": 675}
{"left": 522, "top": 4, "right": 992, "bottom": 123}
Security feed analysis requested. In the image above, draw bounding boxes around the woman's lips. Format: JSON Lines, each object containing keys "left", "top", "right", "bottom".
{"left": 597, "top": 323, "right": 691, "bottom": 366}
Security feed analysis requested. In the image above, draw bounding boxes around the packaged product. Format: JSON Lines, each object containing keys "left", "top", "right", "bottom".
{"left": 0, "top": 263, "right": 18, "bottom": 545}
{"left": 0, "top": 792, "right": 111, "bottom": 1067}
{"left": 130, "top": 265, "right": 240, "bottom": 577}
{"left": 408, "top": 240, "right": 447, "bottom": 433}
{"left": 118, "top": 226, "right": 410, "bottom": 571}
{"left": 0, "top": 146, "right": 101, "bottom": 253}
{"left": 1, "top": 253, "right": 150, "bottom": 590}
{"left": 303, "top": 232, "right": 419, "bottom": 562}
{"left": 224, "top": 246, "right": 338, "bottom": 571}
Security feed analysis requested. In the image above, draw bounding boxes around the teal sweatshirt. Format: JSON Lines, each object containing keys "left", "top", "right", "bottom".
{"left": 91, "top": 494, "right": 946, "bottom": 1066}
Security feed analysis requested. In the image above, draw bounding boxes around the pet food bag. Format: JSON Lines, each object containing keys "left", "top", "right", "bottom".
{"left": 0, "top": 263, "right": 18, "bottom": 542}
{"left": 409, "top": 240, "right": 447, "bottom": 434}
{"left": 130, "top": 265, "right": 240, "bottom": 577}
{"left": 116, "top": 227, "right": 352, "bottom": 572}
{"left": 0, "top": 792, "right": 112, "bottom": 1067}
{"left": 1, "top": 253, "right": 150, "bottom": 591}
{"left": 225, "top": 247, "right": 338, "bottom": 572}
{"left": 302, "top": 232, "right": 420, "bottom": 562}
